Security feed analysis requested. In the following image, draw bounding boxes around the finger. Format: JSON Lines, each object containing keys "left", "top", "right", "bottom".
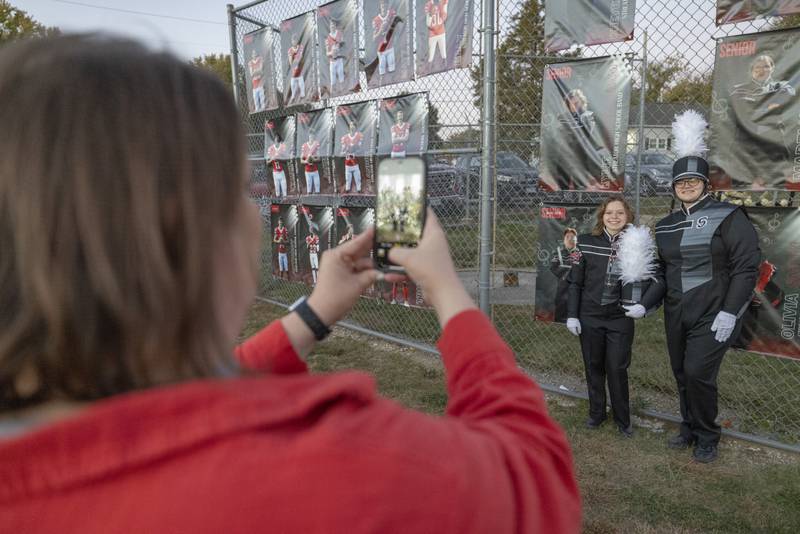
{"left": 352, "top": 257, "right": 374, "bottom": 272}
{"left": 337, "top": 227, "right": 374, "bottom": 258}
{"left": 356, "top": 269, "right": 381, "bottom": 289}
{"left": 710, "top": 323, "right": 718, "bottom": 332}
{"left": 387, "top": 245, "right": 412, "bottom": 265}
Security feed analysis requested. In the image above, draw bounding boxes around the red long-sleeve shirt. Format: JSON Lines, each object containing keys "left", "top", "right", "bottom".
{"left": 0, "top": 310, "right": 580, "bottom": 533}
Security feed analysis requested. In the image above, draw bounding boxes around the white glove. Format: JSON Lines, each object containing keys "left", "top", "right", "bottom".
{"left": 566, "top": 318, "right": 581, "bottom": 336}
{"left": 710, "top": 311, "right": 737, "bottom": 343}
{"left": 623, "top": 304, "right": 646, "bottom": 319}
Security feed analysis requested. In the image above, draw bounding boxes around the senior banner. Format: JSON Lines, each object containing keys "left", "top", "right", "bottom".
{"left": 280, "top": 11, "right": 319, "bottom": 107}
{"left": 264, "top": 116, "right": 298, "bottom": 197}
{"left": 334, "top": 101, "right": 378, "bottom": 195}
{"left": 243, "top": 28, "right": 280, "bottom": 113}
{"left": 336, "top": 207, "right": 382, "bottom": 299}
{"left": 534, "top": 204, "right": 598, "bottom": 324}
{"left": 538, "top": 56, "right": 633, "bottom": 192}
{"left": 296, "top": 109, "right": 335, "bottom": 195}
{"left": 364, "top": 0, "right": 414, "bottom": 88}
{"left": 377, "top": 93, "right": 429, "bottom": 157}
{"left": 709, "top": 29, "right": 800, "bottom": 191}
{"left": 317, "top": 0, "right": 360, "bottom": 99}
{"left": 733, "top": 206, "right": 800, "bottom": 360}
{"left": 415, "top": 0, "right": 475, "bottom": 77}
{"left": 545, "top": 0, "right": 637, "bottom": 53}
{"left": 297, "top": 205, "right": 334, "bottom": 287}
{"left": 716, "top": 0, "right": 800, "bottom": 25}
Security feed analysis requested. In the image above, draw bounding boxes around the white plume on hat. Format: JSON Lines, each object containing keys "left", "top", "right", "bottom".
{"left": 672, "top": 110, "right": 708, "bottom": 159}
{"left": 617, "top": 225, "right": 658, "bottom": 285}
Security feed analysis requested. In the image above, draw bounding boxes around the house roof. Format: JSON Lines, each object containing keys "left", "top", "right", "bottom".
{"left": 629, "top": 102, "right": 709, "bottom": 127}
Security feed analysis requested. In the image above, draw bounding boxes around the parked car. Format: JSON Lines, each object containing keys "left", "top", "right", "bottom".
{"left": 455, "top": 152, "right": 539, "bottom": 204}
{"left": 426, "top": 155, "right": 479, "bottom": 218}
{"left": 625, "top": 151, "right": 673, "bottom": 196}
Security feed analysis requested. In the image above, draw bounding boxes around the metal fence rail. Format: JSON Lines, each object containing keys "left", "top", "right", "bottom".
{"left": 231, "top": 0, "right": 800, "bottom": 452}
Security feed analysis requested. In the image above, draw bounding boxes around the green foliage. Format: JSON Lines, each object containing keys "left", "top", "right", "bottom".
{"left": 631, "top": 55, "right": 712, "bottom": 108}
{"left": 0, "top": 1, "right": 59, "bottom": 44}
{"left": 772, "top": 13, "right": 800, "bottom": 30}
{"left": 190, "top": 53, "right": 233, "bottom": 90}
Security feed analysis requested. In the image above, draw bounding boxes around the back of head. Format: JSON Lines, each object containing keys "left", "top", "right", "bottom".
{"left": 0, "top": 35, "right": 246, "bottom": 410}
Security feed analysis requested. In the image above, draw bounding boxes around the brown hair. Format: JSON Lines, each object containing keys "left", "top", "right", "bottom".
{"left": 591, "top": 196, "right": 633, "bottom": 236}
{"left": 0, "top": 35, "right": 246, "bottom": 411}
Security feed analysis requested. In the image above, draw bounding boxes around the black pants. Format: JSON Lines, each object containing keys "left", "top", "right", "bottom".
{"left": 665, "top": 310, "right": 742, "bottom": 447}
{"left": 579, "top": 314, "right": 634, "bottom": 429}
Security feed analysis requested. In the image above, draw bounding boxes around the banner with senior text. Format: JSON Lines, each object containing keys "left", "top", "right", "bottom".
{"left": 709, "top": 29, "right": 800, "bottom": 191}
{"left": 716, "top": 0, "right": 800, "bottom": 25}
{"left": 538, "top": 56, "right": 633, "bottom": 192}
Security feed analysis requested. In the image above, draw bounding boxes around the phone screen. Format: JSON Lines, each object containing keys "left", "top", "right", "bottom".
{"left": 374, "top": 157, "right": 426, "bottom": 270}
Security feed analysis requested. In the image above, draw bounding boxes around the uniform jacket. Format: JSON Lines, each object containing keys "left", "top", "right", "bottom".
{"left": 567, "top": 228, "right": 627, "bottom": 319}
{"left": 641, "top": 196, "right": 760, "bottom": 325}
{"left": 0, "top": 310, "right": 581, "bottom": 534}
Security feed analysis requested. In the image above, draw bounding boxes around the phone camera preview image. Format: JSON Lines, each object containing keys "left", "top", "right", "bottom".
{"left": 375, "top": 157, "right": 426, "bottom": 269}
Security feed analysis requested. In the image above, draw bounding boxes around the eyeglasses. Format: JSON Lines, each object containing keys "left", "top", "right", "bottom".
{"left": 675, "top": 178, "right": 703, "bottom": 188}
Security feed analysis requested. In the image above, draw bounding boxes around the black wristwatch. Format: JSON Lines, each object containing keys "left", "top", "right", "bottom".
{"left": 289, "top": 296, "right": 332, "bottom": 341}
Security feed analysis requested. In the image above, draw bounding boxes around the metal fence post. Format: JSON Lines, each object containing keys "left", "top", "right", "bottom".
{"left": 633, "top": 30, "right": 648, "bottom": 224}
{"left": 226, "top": 4, "right": 241, "bottom": 107}
{"left": 478, "top": 0, "right": 497, "bottom": 315}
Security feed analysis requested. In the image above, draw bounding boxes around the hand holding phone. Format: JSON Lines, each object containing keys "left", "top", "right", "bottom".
{"left": 374, "top": 157, "right": 427, "bottom": 273}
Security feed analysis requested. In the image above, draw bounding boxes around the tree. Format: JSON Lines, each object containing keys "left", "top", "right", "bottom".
{"left": 772, "top": 13, "right": 800, "bottom": 30}
{"left": 630, "top": 55, "right": 685, "bottom": 105}
{"left": 662, "top": 70, "right": 712, "bottom": 108}
{"left": 470, "top": 0, "right": 548, "bottom": 159}
{"left": 427, "top": 102, "right": 445, "bottom": 150}
{"left": 191, "top": 53, "right": 233, "bottom": 90}
{"left": 1, "top": 1, "right": 59, "bottom": 44}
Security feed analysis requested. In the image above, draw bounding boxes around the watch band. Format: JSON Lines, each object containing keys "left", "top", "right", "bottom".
{"left": 290, "top": 297, "right": 331, "bottom": 341}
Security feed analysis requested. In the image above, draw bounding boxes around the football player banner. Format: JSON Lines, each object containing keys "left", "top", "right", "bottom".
{"left": 334, "top": 101, "right": 378, "bottom": 195}
{"left": 317, "top": 0, "right": 360, "bottom": 99}
{"left": 243, "top": 28, "right": 280, "bottom": 113}
{"left": 270, "top": 204, "right": 301, "bottom": 282}
{"left": 415, "top": 0, "right": 475, "bottom": 78}
{"left": 538, "top": 56, "right": 633, "bottom": 192}
{"left": 265, "top": 116, "right": 298, "bottom": 198}
{"left": 280, "top": 11, "right": 319, "bottom": 107}
{"left": 377, "top": 93, "right": 429, "bottom": 157}
{"left": 544, "top": 0, "right": 636, "bottom": 53}
{"left": 297, "top": 205, "right": 334, "bottom": 287}
{"left": 295, "top": 109, "right": 335, "bottom": 195}
{"left": 336, "top": 207, "right": 381, "bottom": 298}
{"left": 716, "top": 0, "right": 800, "bottom": 25}
{"left": 732, "top": 206, "right": 800, "bottom": 360}
{"left": 534, "top": 204, "right": 598, "bottom": 323}
{"left": 708, "top": 29, "right": 800, "bottom": 191}
{"left": 364, "top": 0, "right": 414, "bottom": 89}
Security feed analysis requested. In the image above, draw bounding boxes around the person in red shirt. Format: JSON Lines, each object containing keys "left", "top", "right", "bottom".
{"left": 0, "top": 35, "right": 580, "bottom": 534}
{"left": 373, "top": 0, "right": 398, "bottom": 75}
{"left": 340, "top": 121, "right": 364, "bottom": 192}
{"left": 287, "top": 34, "right": 305, "bottom": 100}
{"left": 390, "top": 109, "right": 411, "bottom": 158}
{"left": 305, "top": 228, "right": 320, "bottom": 285}
{"left": 325, "top": 20, "right": 345, "bottom": 88}
{"left": 300, "top": 133, "right": 321, "bottom": 194}
{"left": 266, "top": 136, "right": 288, "bottom": 197}
{"left": 248, "top": 48, "right": 265, "bottom": 111}
{"left": 273, "top": 217, "right": 290, "bottom": 279}
{"left": 425, "top": 0, "right": 448, "bottom": 63}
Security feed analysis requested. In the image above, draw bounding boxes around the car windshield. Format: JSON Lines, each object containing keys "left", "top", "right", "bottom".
{"left": 642, "top": 153, "right": 673, "bottom": 165}
{"left": 497, "top": 153, "right": 529, "bottom": 169}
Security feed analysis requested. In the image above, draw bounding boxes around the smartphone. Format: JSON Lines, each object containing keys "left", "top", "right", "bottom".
{"left": 374, "top": 156, "right": 427, "bottom": 272}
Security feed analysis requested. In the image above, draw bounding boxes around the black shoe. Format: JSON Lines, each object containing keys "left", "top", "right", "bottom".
{"left": 585, "top": 417, "right": 605, "bottom": 429}
{"left": 618, "top": 425, "right": 633, "bottom": 438}
{"left": 667, "top": 434, "right": 695, "bottom": 450}
{"left": 692, "top": 444, "right": 718, "bottom": 463}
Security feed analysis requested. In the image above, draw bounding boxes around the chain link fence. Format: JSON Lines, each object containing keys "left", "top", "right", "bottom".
{"left": 230, "top": 0, "right": 800, "bottom": 451}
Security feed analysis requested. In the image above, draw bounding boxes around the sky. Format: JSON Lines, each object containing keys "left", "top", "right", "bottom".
{"left": 15, "top": 0, "right": 233, "bottom": 59}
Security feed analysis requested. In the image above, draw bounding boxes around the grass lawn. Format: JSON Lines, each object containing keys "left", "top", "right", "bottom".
{"left": 242, "top": 300, "right": 800, "bottom": 533}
